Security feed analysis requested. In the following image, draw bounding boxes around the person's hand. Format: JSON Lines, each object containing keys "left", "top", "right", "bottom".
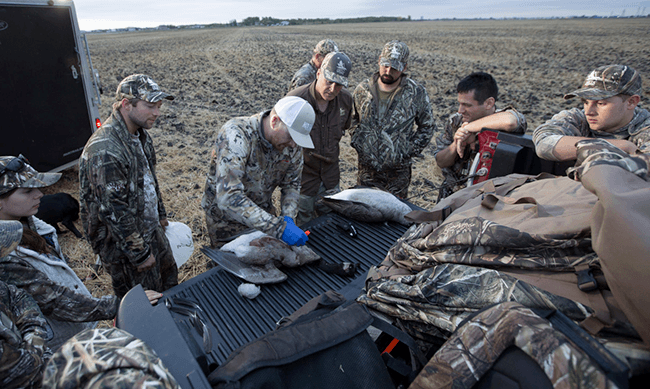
{"left": 454, "top": 124, "right": 478, "bottom": 158}
{"left": 281, "top": 216, "right": 308, "bottom": 246}
{"left": 160, "top": 218, "right": 169, "bottom": 230}
{"left": 137, "top": 253, "right": 156, "bottom": 272}
{"left": 145, "top": 290, "right": 163, "bottom": 305}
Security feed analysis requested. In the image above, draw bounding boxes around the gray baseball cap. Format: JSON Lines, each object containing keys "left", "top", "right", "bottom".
{"left": 274, "top": 96, "right": 315, "bottom": 149}
{"left": 564, "top": 64, "right": 642, "bottom": 100}
{"left": 116, "top": 74, "right": 174, "bottom": 103}
{"left": 379, "top": 40, "right": 409, "bottom": 72}
{"left": 321, "top": 52, "right": 352, "bottom": 87}
{"left": 0, "top": 220, "right": 22, "bottom": 258}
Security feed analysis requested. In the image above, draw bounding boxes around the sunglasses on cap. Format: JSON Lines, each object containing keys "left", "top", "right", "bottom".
{"left": 0, "top": 155, "right": 29, "bottom": 176}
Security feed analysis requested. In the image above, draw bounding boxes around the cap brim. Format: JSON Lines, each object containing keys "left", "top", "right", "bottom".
{"left": 323, "top": 69, "right": 349, "bottom": 88}
{"left": 288, "top": 127, "right": 314, "bottom": 149}
{"left": 564, "top": 88, "right": 618, "bottom": 100}
{"left": 379, "top": 58, "right": 405, "bottom": 72}
{"left": 0, "top": 220, "right": 23, "bottom": 258}
{"left": 21, "top": 172, "right": 62, "bottom": 188}
{"left": 146, "top": 91, "right": 175, "bottom": 102}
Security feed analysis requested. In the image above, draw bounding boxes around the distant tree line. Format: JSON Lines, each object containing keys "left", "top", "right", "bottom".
{"left": 235, "top": 15, "right": 411, "bottom": 27}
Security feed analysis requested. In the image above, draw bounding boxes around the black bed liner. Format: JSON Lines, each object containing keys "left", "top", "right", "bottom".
{"left": 117, "top": 212, "right": 410, "bottom": 389}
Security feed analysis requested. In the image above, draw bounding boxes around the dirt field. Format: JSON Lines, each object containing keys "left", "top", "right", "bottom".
{"left": 45, "top": 18, "right": 650, "bottom": 302}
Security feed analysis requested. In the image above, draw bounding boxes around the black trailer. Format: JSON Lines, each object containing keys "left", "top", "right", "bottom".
{"left": 0, "top": 0, "right": 101, "bottom": 172}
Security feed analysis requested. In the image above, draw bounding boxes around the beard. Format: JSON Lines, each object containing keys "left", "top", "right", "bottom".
{"left": 380, "top": 74, "right": 399, "bottom": 85}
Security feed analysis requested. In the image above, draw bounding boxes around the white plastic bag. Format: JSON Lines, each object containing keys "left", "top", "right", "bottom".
{"left": 164, "top": 221, "right": 194, "bottom": 267}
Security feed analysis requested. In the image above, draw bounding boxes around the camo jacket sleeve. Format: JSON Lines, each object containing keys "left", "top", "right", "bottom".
{"left": 79, "top": 111, "right": 157, "bottom": 265}
{"left": 0, "top": 282, "right": 49, "bottom": 389}
{"left": 532, "top": 108, "right": 591, "bottom": 161}
{"left": 0, "top": 256, "right": 118, "bottom": 323}
{"left": 289, "top": 61, "right": 317, "bottom": 92}
{"left": 350, "top": 75, "right": 436, "bottom": 171}
{"left": 206, "top": 116, "right": 293, "bottom": 238}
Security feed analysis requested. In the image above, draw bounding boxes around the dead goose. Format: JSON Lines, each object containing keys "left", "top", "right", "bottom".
{"left": 320, "top": 188, "right": 413, "bottom": 225}
{"left": 221, "top": 231, "right": 320, "bottom": 268}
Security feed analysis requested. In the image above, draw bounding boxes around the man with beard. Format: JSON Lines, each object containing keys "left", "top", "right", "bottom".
{"left": 288, "top": 39, "right": 339, "bottom": 92}
{"left": 287, "top": 52, "right": 353, "bottom": 225}
{"left": 201, "top": 96, "right": 315, "bottom": 247}
{"left": 533, "top": 64, "right": 650, "bottom": 161}
{"left": 434, "top": 72, "right": 527, "bottom": 199}
{"left": 79, "top": 74, "right": 178, "bottom": 299}
{"left": 350, "top": 40, "right": 435, "bottom": 198}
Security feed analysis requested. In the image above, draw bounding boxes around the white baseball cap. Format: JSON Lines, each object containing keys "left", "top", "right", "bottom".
{"left": 274, "top": 96, "right": 315, "bottom": 149}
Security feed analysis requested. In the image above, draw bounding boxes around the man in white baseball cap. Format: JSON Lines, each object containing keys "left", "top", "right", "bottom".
{"left": 202, "top": 97, "right": 316, "bottom": 247}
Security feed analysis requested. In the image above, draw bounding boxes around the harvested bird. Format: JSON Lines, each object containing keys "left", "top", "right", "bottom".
{"left": 320, "top": 188, "right": 413, "bottom": 225}
{"left": 221, "top": 231, "right": 320, "bottom": 268}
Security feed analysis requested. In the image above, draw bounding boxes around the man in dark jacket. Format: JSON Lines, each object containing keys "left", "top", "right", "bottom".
{"left": 287, "top": 52, "right": 353, "bottom": 225}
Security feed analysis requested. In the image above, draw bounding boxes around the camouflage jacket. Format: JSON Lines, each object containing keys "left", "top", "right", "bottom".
{"left": 350, "top": 73, "right": 436, "bottom": 172}
{"left": 0, "top": 281, "right": 50, "bottom": 389}
{"left": 201, "top": 110, "right": 302, "bottom": 239}
{"left": 533, "top": 106, "right": 650, "bottom": 161}
{"left": 288, "top": 60, "right": 317, "bottom": 92}
{"left": 79, "top": 109, "right": 167, "bottom": 266}
{"left": 434, "top": 107, "right": 527, "bottom": 186}
{"left": 0, "top": 217, "right": 118, "bottom": 349}
{"left": 43, "top": 328, "right": 180, "bottom": 389}
{"left": 287, "top": 82, "right": 353, "bottom": 195}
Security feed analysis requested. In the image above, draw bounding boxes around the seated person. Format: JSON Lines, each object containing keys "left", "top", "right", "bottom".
{"left": 533, "top": 64, "right": 650, "bottom": 161}
{"left": 0, "top": 220, "right": 50, "bottom": 389}
{"left": 435, "top": 72, "right": 526, "bottom": 198}
{"left": 0, "top": 155, "right": 161, "bottom": 351}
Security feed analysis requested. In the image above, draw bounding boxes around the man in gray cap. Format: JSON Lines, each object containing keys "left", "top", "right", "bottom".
{"left": 202, "top": 96, "right": 315, "bottom": 246}
{"left": 288, "top": 39, "right": 339, "bottom": 92}
{"left": 533, "top": 64, "right": 650, "bottom": 161}
{"left": 350, "top": 40, "right": 436, "bottom": 198}
{"left": 287, "top": 52, "right": 353, "bottom": 225}
{"left": 79, "top": 74, "right": 178, "bottom": 299}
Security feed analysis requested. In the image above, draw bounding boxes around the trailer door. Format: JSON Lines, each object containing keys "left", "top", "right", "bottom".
{"left": 0, "top": 3, "right": 95, "bottom": 172}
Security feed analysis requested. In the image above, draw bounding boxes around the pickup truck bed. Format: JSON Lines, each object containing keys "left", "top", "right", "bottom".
{"left": 117, "top": 212, "right": 410, "bottom": 389}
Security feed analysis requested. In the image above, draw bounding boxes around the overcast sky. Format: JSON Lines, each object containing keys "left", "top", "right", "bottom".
{"left": 75, "top": 0, "right": 650, "bottom": 31}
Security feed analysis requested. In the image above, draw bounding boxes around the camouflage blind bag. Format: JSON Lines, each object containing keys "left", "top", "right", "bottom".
{"left": 358, "top": 173, "right": 650, "bottom": 384}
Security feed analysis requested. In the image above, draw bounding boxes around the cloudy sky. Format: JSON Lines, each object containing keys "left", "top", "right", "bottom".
{"left": 74, "top": 0, "right": 649, "bottom": 31}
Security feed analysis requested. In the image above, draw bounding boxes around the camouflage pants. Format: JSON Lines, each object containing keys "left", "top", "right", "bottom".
{"left": 100, "top": 226, "right": 178, "bottom": 298}
{"left": 296, "top": 184, "right": 339, "bottom": 226}
{"left": 357, "top": 163, "right": 411, "bottom": 199}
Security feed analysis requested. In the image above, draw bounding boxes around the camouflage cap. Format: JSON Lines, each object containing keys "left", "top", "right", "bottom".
{"left": 321, "top": 52, "right": 352, "bottom": 87}
{"left": 0, "top": 155, "right": 61, "bottom": 196}
{"left": 564, "top": 64, "right": 642, "bottom": 100}
{"left": 379, "top": 40, "right": 409, "bottom": 72}
{"left": 115, "top": 74, "right": 174, "bottom": 103}
{"left": 314, "top": 39, "right": 339, "bottom": 56}
{"left": 0, "top": 220, "right": 22, "bottom": 258}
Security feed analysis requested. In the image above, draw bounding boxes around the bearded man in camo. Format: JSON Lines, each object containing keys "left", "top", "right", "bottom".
{"left": 350, "top": 40, "right": 436, "bottom": 198}
{"left": 79, "top": 74, "right": 178, "bottom": 299}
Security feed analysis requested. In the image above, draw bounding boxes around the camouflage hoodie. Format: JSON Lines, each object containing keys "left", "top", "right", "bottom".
{"left": 533, "top": 106, "right": 650, "bottom": 161}
{"left": 201, "top": 110, "right": 302, "bottom": 241}
{"left": 0, "top": 281, "right": 50, "bottom": 389}
{"left": 79, "top": 109, "right": 167, "bottom": 266}
{"left": 350, "top": 72, "right": 436, "bottom": 172}
{"left": 289, "top": 60, "right": 318, "bottom": 92}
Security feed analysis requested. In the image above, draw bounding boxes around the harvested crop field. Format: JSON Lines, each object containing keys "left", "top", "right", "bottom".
{"left": 46, "top": 18, "right": 650, "bottom": 303}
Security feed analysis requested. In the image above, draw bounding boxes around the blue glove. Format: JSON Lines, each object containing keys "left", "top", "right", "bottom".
{"left": 281, "top": 216, "right": 308, "bottom": 246}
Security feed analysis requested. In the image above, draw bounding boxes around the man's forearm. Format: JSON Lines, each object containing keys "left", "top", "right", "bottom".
{"left": 466, "top": 111, "right": 519, "bottom": 133}
{"left": 435, "top": 142, "right": 458, "bottom": 168}
{"left": 552, "top": 136, "right": 638, "bottom": 161}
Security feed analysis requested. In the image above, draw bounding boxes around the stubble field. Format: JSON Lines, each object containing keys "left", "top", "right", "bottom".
{"left": 48, "top": 18, "right": 650, "bottom": 301}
